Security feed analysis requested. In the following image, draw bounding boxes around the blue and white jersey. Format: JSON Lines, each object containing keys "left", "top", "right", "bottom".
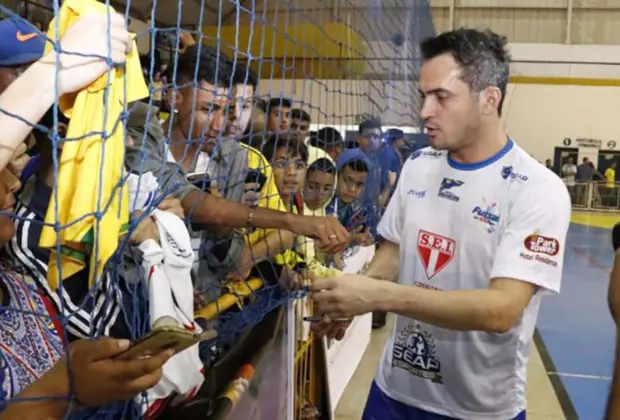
{"left": 376, "top": 140, "right": 571, "bottom": 419}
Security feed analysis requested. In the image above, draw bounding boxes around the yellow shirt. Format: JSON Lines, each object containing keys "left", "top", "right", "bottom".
{"left": 606, "top": 168, "right": 616, "bottom": 188}
{"left": 40, "top": 0, "right": 148, "bottom": 290}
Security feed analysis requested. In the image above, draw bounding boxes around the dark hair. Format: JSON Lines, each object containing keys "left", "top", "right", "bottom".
{"left": 385, "top": 128, "right": 404, "bottom": 143}
{"left": 308, "top": 157, "right": 336, "bottom": 175}
{"left": 170, "top": 45, "right": 230, "bottom": 87}
{"left": 231, "top": 60, "right": 258, "bottom": 91}
{"left": 262, "top": 132, "right": 308, "bottom": 163}
{"left": 265, "top": 97, "right": 292, "bottom": 115}
{"left": 358, "top": 118, "right": 381, "bottom": 134}
{"left": 291, "top": 108, "right": 311, "bottom": 123}
{"left": 420, "top": 28, "right": 511, "bottom": 115}
{"left": 313, "top": 127, "right": 344, "bottom": 149}
{"left": 341, "top": 159, "right": 368, "bottom": 173}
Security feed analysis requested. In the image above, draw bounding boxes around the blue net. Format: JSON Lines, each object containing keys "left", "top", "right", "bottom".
{"left": 0, "top": 0, "right": 433, "bottom": 418}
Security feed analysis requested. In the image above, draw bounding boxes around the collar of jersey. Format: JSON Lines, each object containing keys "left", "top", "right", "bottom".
{"left": 447, "top": 137, "right": 514, "bottom": 171}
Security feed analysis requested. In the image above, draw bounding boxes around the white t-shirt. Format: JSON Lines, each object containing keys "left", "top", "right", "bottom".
{"left": 376, "top": 140, "right": 571, "bottom": 419}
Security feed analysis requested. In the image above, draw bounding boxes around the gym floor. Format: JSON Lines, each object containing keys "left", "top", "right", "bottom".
{"left": 335, "top": 211, "right": 616, "bottom": 420}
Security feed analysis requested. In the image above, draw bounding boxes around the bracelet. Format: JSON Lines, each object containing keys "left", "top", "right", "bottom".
{"left": 246, "top": 205, "right": 256, "bottom": 229}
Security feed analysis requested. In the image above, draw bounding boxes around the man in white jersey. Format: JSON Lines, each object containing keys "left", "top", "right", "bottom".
{"left": 310, "top": 28, "right": 571, "bottom": 420}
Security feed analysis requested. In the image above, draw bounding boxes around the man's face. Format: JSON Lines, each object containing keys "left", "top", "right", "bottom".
{"left": 291, "top": 118, "right": 310, "bottom": 140}
{"left": 268, "top": 106, "right": 290, "bottom": 132}
{"left": 172, "top": 81, "right": 228, "bottom": 155}
{"left": 271, "top": 147, "right": 306, "bottom": 197}
{"left": 303, "top": 169, "right": 335, "bottom": 210}
{"left": 226, "top": 83, "right": 254, "bottom": 138}
{"left": 358, "top": 129, "right": 382, "bottom": 153}
{"left": 337, "top": 166, "right": 367, "bottom": 203}
{"left": 419, "top": 53, "right": 481, "bottom": 151}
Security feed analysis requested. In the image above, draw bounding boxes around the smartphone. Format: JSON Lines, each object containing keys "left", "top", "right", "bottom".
{"left": 187, "top": 172, "right": 211, "bottom": 193}
{"left": 113, "top": 326, "right": 217, "bottom": 361}
{"left": 244, "top": 169, "right": 267, "bottom": 192}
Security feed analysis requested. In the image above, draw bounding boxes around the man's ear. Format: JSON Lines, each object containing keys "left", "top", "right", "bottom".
{"left": 167, "top": 86, "right": 182, "bottom": 112}
{"left": 479, "top": 86, "right": 502, "bottom": 116}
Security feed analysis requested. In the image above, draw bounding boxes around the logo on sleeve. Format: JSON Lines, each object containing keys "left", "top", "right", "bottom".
{"left": 524, "top": 232, "right": 560, "bottom": 256}
{"left": 519, "top": 231, "right": 560, "bottom": 267}
{"left": 438, "top": 178, "right": 464, "bottom": 202}
{"left": 392, "top": 324, "right": 443, "bottom": 384}
{"left": 417, "top": 230, "right": 455, "bottom": 280}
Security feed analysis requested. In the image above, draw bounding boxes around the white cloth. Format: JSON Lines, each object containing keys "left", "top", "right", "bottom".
{"left": 165, "top": 148, "right": 211, "bottom": 268}
{"left": 127, "top": 171, "right": 159, "bottom": 211}
{"left": 375, "top": 141, "right": 571, "bottom": 419}
{"left": 137, "top": 209, "right": 204, "bottom": 411}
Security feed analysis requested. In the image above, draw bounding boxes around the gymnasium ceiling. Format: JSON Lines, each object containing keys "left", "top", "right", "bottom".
{"left": 108, "top": 0, "right": 620, "bottom": 45}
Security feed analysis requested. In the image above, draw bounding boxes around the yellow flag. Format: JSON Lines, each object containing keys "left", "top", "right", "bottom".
{"left": 39, "top": 0, "right": 149, "bottom": 290}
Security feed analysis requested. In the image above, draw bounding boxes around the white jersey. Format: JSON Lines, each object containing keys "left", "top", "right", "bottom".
{"left": 376, "top": 140, "right": 571, "bottom": 419}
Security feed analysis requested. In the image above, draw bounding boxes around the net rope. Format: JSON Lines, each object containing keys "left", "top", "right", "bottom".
{"left": 0, "top": 0, "right": 433, "bottom": 418}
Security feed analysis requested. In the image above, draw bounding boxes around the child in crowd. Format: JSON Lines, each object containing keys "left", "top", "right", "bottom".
{"left": 301, "top": 147, "right": 341, "bottom": 277}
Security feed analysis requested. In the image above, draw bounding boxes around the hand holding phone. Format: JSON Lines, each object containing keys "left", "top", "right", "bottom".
{"left": 113, "top": 326, "right": 217, "bottom": 361}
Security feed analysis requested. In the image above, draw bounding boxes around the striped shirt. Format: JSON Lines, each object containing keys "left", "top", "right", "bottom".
{"left": 3, "top": 177, "right": 135, "bottom": 341}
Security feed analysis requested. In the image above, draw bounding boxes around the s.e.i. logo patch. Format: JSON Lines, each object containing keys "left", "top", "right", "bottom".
{"left": 524, "top": 233, "right": 560, "bottom": 256}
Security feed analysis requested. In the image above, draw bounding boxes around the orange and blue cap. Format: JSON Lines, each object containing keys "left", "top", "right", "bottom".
{"left": 0, "top": 18, "right": 45, "bottom": 67}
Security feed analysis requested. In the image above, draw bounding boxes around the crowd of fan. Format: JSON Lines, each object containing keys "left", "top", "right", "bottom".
{"left": 0, "top": 11, "right": 411, "bottom": 419}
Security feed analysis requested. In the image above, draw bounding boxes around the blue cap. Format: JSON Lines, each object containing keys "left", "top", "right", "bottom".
{"left": 0, "top": 19, "right": 45, "bottom": 66}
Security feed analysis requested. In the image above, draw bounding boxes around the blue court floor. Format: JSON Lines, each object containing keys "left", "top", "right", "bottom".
{"left": 536, "top": 218, "right": 616, "bottom": 419}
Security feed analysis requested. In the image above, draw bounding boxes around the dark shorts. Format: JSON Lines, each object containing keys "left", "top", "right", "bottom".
{"left": 362, "top": 381, "right": 526, "bottom": 420}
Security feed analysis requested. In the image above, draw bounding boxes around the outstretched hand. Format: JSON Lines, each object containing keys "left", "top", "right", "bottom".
{"left": 311, "top": 274, "right": 384, "bottom": 319}
{"left": 294, "top": 215, "right": 350, "bottom": 254}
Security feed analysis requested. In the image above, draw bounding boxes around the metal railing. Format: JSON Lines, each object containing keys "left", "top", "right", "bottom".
{"left": 568, "top": 181, "right": 620, "bottom": 212}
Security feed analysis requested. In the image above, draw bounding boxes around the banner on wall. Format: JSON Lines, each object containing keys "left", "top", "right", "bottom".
{"left": 575, "top": 138, "right": 602, "bottom": 148}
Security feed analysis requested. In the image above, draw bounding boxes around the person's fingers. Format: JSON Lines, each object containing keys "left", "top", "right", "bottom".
{"left": 120, "top": 367, "right": 163, "bottom": 396}
{"left": 74, "top": 338, "right": 131, "bottom": 361}
{"left": 115, "top": 349, "right": 174, "bottom": 381}
{"left": 310, "top": 278, "right": 336, "bottom": 293}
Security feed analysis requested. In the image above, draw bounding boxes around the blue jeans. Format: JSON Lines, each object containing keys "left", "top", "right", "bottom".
{"left": 362, "top": 381, "right": 526, "bottom": 420}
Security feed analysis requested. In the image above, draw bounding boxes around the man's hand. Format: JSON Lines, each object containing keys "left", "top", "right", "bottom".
{"left": 130, "top": 211, "right": 159, "bottom": 245}
{"left": 158, "top": 197, "right": 184, "bottom": 219}
{"left": 43, "top": 338, "right": 173, "bottom": 406}
{"left": 311, "top": 274, "right": 384, "bottom": 319}
{"left": 241, "top": 182, "right": 261, "bottom": 207}
{"left": 351, "top": 226, "right": 374, "bottom": 247}
{"left": 310, "top": 318, "right": 351, "bottom": 341}
{"left": 294, "top": 216, "right": 349, "bottom": 254}
{"left": 42, "top": 11, "right": 134, "bottom": 95}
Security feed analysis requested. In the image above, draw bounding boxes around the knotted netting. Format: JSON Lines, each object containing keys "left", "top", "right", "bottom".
{"left": 0, "top": 0, "right": 433, "bottom": 418}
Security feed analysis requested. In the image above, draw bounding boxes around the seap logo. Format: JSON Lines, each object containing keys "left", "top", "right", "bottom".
{"left": 501, "top": 166, "right": 528, "bottom": 182}
{"left": 392, "top": 324, "right": 443, "bottom": 384}
{"left": 407, "top": 189, "right": 427, "bottom": 198}
{"left": 438, "top": 178, "right": 464, "bottom": 202}
{"left": 472, "top": 197, "right": 500, "bottom": 233}
{"left": 524, "top": 231, "right": 560, "bottom": 256}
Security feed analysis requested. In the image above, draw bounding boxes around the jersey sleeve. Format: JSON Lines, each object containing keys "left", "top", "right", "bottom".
{"left": 377, "top": 159, "right": 411, "bottom": 244}
{"left": 490, "top": 177, "right": 571, "bottom": 294}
